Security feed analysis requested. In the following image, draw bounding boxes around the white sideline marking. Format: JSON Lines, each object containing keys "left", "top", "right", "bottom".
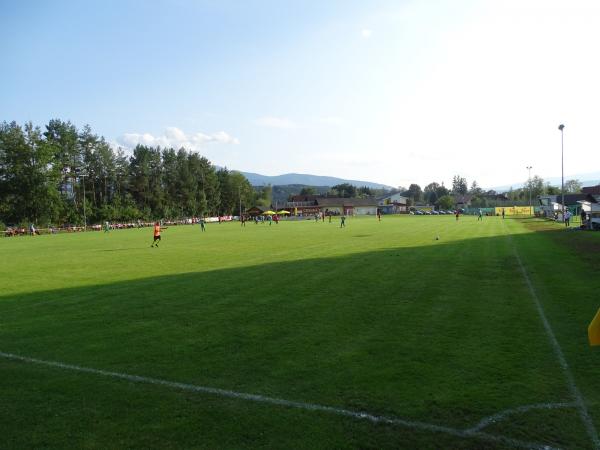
{"left": 468, "top": 402, "right": 576, "bottom": 433}
{"left": 0, "top": 351, "right": 558, "bottom": 450}
{"left": 504, "top": 222, "right": 600, "bottom": 449}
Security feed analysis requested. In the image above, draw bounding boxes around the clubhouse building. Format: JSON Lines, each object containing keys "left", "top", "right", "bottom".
{"left": 247, "top": 196, "right": 380, "bottom": 216}
{"left": 287, "top": 196, "right": 379, "bottom": 216}
{"left": 377, "top": 193, "right": 408, "bottom": 214}
{"left": 538, "top": 193, "right": 590, "bottom": 219}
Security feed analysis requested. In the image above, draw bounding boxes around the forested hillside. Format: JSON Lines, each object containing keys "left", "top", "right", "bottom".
{"left": 0, "top": 120, "right": 262, "bottom": 226}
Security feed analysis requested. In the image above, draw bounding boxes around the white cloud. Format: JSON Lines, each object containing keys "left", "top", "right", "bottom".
{"left": 210, "top": 131, "right": 239, "bottom": 144}
{"left": 117, "top": 126, "right": 239, "bottom": 152}
{"left": 361, "top": 28, "right": 372, "bottom": 38}
{"left": 164, "top": 126, "right": 186, "bottom": 141}
{"left": 254, "top": 116, "right": 297, "bottom": 129}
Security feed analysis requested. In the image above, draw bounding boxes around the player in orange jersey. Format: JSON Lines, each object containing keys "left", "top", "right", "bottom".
{"left": 151, "top": 221, "right": 167, "bottom": 247}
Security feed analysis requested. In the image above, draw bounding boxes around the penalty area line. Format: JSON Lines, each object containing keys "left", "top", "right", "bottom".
{"left": 0, "top": 351, "right": 556, "bottom": 450}
{"left": 503, "top": 221, "right": 600, "bottom": 450}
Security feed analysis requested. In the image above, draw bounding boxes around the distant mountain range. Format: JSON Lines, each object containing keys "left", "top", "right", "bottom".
{"left": 236, "top": 171, "right": 394, "bottom": 190}
{"left": 231, "top": 168, "right": 600, "bottom": 193}
{"left": 492, "top": 171, "right": 600, "bottom": 192}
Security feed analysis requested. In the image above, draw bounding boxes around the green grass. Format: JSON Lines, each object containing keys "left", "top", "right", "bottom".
{"left": 1, "top": 215, "right": 599, "bottom": 449}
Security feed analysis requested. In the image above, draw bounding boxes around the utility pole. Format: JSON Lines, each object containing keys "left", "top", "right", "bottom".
{"left": 81, "top": 171, "right": 87, "bottom": 231}
{"left": 526, "top": 166, "right": 532, "bottom": 215}
{"left": 558, "top": 124, "right": 565, "bottom": 222}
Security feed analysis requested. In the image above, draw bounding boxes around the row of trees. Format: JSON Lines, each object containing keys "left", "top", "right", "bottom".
{"left": 398, "top": 174, "right": 583, "bottom": 209}
{"left": 294, "top": 180, "right": 456, "bottom": 210}
{"left": 508, "top": 176, "right": 581, "bottom": 200}
{"left": 288, "top": 174, "right": 580, "bottom": 211}
{"left": 0, "top": 120, "right": 265, "bottom": 226}
{"left": 1, "top": 119, "right": 585, "bottom": 225}
{"left": 297, "top": 183, "right": 383, "bottom": 199}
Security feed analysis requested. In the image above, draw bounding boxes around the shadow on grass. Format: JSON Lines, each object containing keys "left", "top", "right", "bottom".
{"left": 0, "top": 221, "right": 598, "bottom": 449}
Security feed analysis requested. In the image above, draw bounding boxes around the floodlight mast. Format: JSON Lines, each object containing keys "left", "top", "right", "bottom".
{"left": 558, "top": 124, "right": 565, "bottom": 222}
{"left": 526, "top": 166, "right": 533, "bottom": 215}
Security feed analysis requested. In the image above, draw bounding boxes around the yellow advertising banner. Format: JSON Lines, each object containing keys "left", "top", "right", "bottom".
{"left": 494, "top": 206, "right": 533, "bottom": 216}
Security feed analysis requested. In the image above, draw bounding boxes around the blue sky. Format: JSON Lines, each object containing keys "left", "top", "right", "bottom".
{"left": 2, "top": 0, "right": 600, "bottom": 188}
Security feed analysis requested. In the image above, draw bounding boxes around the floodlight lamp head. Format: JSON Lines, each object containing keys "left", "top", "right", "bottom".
{"left": 558, "top": 124, "right": 565, "bottom": 131}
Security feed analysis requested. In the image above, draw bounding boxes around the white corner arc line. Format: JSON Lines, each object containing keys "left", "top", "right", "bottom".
{"left": 467, "top": 402, "right": 577, "bottom": 433}
{"left": 0, "top": 351, "right": 557, "bottom": 450}
{"left": 504, "top": 221, "right": 600, "bottom": 449}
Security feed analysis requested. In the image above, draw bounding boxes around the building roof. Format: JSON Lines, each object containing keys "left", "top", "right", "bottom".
{"left": 581, "top": 194, "right": 599, "bottom": 203}
{"left": 316, "top": 197, "right": 378, "bottom": 207}
{"left": 547, "top": 194, "right": 589, "bottom": 205}
{"left": 247, "top": 205, "right": 273, "bottom": 213}
{"left": 289, "top": 195, "right": 319, "bottom": 203}
{"left": 376, "top": 192, "right": 407, "bottom": 200}
{"left": 454, "top": 195, "right": 473, "bottom": 204}
{"left": 376, "top": 193, "right": 408, "bottom": 205}
{"left": 582, "top": 185, "right": 600, "bottom": 195}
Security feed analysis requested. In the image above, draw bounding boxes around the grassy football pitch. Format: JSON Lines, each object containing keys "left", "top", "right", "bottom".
{"left": 1, "top": 215, "right": 599, "bottom": 449}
